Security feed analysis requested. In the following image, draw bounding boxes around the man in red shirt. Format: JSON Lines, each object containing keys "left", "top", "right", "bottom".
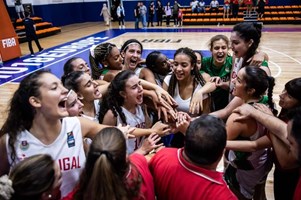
{"left": 149, "top": 115, "right": 238, "bottom": 200}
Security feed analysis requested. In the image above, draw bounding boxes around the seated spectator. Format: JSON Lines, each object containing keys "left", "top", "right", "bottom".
{"left": 198, "top": 0, "right": 206, "bottom": 13}
{"left": 209, "top": 0, "right": 219, "bottom": 13}
{"left": 149, "top": 115, "right": 238, "bottom": 200}
{"left": 190, "top": 0, "right": 200, "bottom": 13}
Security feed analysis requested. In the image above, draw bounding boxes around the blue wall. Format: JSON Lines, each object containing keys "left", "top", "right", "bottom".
{"left": 6, "top": 0, "right": 301, "bottom": 27}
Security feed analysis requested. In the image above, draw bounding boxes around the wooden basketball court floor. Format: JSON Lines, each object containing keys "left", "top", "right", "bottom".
{"left": 1, "top": 21, "right": 301, "bottom": 199}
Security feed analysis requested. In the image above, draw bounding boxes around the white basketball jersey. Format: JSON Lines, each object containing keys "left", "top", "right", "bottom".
{"left": 6, "top": 117, "right": 86, "bottom": 198}
{"left": 117, "top": 106, "right": 146, "bottom": 154}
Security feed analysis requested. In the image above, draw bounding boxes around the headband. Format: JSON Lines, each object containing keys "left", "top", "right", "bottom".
{"left": 90, "top": 45, "right": 97, "bottom": 59}
{"left": 122, "top": 42, "right": 142, "bottom": 52}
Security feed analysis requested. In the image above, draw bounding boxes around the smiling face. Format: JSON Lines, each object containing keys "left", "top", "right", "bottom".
{"left": 279, "top": 90, "right": 300, "bottom": 109}
{"left": 66, "top": 90, "right": 84, "bottom": 116}
{"left": 70, "top": 58, "right": 91, "bottom": 75}
{"left": 121, "top": 75, "right": 144, "bottom": 107}
{"left": 173, "top": 53, "right": 194, "bottom": 81}
{"left": 77, "top": 73, "right": 102, "bottom": 102}
{"left": 211, "top": 39, "right": 228, "bottom": 67}
{"left": 105, "top": 46, "right": 124, "bottom": 70}
{"left": 122, "top": 43, "right": 142, "bottom": 70}
{"left": 232, "top": 67, "right": 248, "bottom": 99}
{"left": 33, "top": 73, "right": 69, "bottom": 119}
{"left": 155, "top": 53, "right": 172, "bottom": 75}
{"left": 230, "top": 31, "right": 250, "bottom": 59}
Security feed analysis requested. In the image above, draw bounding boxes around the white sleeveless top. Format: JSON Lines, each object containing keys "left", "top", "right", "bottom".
{"left": 164, "top": 74, "right": 208, "bottom": 113}
{"left": 6, "top": 117, "right": 86, "bottom": 198}
{"left": 80, "top": 100, "right": 100, "bottom": 122}
{"left": 135, "top": 67, "right": 143, "bottom": 77}
{"left": 117, "top": 106, "right": 146, "bottom": 154}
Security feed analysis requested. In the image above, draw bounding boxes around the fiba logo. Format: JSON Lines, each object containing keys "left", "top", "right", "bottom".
{"left": 1, "top": 38, "right": 17, "bottom": 48}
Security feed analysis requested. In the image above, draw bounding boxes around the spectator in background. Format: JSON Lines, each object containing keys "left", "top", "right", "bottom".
{"left": 148, "top": 1, "right": 155, "bottom": 27}
{"left": 100, "top": 3, "right": 111, "bottom": 26}
{"left": 198, "top": 0, "right": 206, "bottom": 13}
{"left": 190, "top": 0, "right": 200, "bottom": 13}
{"left": 209, "top": 0, "right": 219, "bottom": 13}
{"left": 116, "top": 2, "right": 125, "bottom": 29}
{"left": 245, "top": 0, "right": 253, "bottom": 17}
{"left": 23, "top": 12, "right": 43, "bottom": 56}
{"left": 156, "top": 0, "right": 164, "bottom": 26}
{"left": 14, "top": 0, "right": 25, "bottom": 19}
{"left": 178, "top": 9, "right": 183, "bottom": 27}
{"left": 134, "top": 2, "right": 141, "bottom": 29}
{"left": 165, "top": 2, "right": 172, "bottom": 27}
{"left": 224, "top": 0, "right": 231, "bottom": 18}
{"left": 252, "top": 0, "right": 258, "bottom": 11}
{"left": 257, "top": 0, "right": 266, "bottom": 18}
{"left": 232, "top": 0, "right": 240, "bottom": 18}
{"left": 172, "top": 0, "right": 181, "bottom": 26}
{"left": 139, "top": 2, "right": 147, "bottom": 28}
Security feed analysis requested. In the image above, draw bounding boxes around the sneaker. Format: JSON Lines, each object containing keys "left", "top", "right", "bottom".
{"left": 119, "top": 25, "right": 121, "bottom": 29}
{"left": 39, "top": 48, "right": 44, "bottom": 52}
{"left": 30, "top": 54, "right": 35, "bottom": 57}
{"left": 122, "top": 25, "right": 125, "bottom": 29}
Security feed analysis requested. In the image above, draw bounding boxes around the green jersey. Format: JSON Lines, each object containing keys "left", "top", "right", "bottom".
{"left": 201, "top": 56, "right": 232, "bottom": 111}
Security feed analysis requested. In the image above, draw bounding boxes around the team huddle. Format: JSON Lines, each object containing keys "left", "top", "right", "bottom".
{"left": 0, "top": 22, "right": 301, "bottom": 200}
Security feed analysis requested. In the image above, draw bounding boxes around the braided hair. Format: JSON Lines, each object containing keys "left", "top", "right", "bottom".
{"left": 89, "top": 43, "right": 117, "bottom": 80}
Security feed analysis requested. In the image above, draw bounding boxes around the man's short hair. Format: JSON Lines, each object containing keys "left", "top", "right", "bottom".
{"left": 184, "top": 114, "right": 227, "bottom": 165}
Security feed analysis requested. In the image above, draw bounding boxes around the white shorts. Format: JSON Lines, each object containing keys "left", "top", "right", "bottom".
{"left": 15, "top": 5, "right": 24, "bottom": 13}
{"left": 224, "top": 5, "right": 230, "bottom": 10}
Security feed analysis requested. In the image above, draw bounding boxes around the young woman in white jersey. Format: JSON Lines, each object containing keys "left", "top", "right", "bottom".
{"left": 99, "top": 70, "right": 170, "bottom": 153}
{"left": 0, "top": 70, "right": 134, "bottom": 198}
{"left": 163, "top": 47, "right": 213, "bottom": 147}
{"left": 120, "top": 39, "right": 157, "bottom": 85}
{"left": 63, "top": 71, "right": 102, "bottom": 122}
{"left": 65, "top": 89, "right": 84, "bottom": 117}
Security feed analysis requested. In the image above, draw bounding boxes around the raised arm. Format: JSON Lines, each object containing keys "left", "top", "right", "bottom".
{"left": 190, "top": 80, "right": 216, "bottom": 114}
{"left": 233, "top": 103, "right": 287, "bottom": 141}
{"left": 210, "top": 96, "right": 244, "bottom": 120}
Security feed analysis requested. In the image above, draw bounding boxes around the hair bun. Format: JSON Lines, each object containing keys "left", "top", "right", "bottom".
{"left": 0, "top": 175, "right": 14, "bottom": 200}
